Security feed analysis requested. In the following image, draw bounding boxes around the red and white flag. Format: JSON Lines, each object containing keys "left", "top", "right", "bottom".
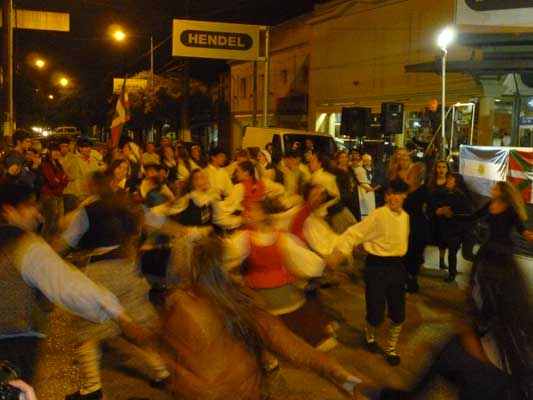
{"left": 508, "top": 149, "right": 533, "bottom": 204}
{"left": 110, "top": 80, "right": 131, "bottom": 147}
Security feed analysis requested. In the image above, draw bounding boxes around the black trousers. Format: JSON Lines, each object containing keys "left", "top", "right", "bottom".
{"left": 364, "top": 255, "right": 406, "bottom": 327}
{"left": 446, "top": 236, "right": 463, "bottom": 277}
{"left": 0, "top": 336, "right": 40, "bottom": 381}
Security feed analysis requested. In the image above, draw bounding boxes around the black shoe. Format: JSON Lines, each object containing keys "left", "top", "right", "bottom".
{"left": 65, "top": 389, "right": 103, "bottom": 400}
{"left": 444, "top": 274, "right": 456, "bottom": 283}
{"left": 365, "top": 339, "right": 378, "bottom": 353}
{"left": 385, "top": 352, "right": 401, "bottom": 366}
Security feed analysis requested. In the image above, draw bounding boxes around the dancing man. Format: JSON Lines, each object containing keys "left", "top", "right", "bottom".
{"left": 328, "top": 179, "right": 410, "bottom": 366}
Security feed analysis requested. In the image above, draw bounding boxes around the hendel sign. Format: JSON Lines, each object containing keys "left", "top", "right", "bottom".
{"left": 172, "top": 19, "right": 264, "bottom": 61}
{"left": 180, "top": 30, "right": 253, "bottom": 50}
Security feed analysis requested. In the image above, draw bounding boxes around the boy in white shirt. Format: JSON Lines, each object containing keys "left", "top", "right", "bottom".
{"left": 328, "top": 179, "right": 410, "bottom": 366}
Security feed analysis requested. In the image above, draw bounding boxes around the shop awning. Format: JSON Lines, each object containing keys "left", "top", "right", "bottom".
{"left": 405, "top": 59, "right": 533, "bottom": 75}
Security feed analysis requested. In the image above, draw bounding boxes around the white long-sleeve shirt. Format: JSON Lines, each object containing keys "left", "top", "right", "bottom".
{"left": 335, "top": 205, "right": 409, "bottom": 258}
{"left": 223, "top": 230, "right": 325, "bottom": 279}
{"left": 204, "top": 163, "right": 233, "bottom": 200}
{"left": 310, "top": 168, "right": 340, "bottom": 216}
{"left": 2, "top": 233, "right": 124, "bottom": 339}
{"left": 273, "top": 206, "right": 339, "bottom": 258}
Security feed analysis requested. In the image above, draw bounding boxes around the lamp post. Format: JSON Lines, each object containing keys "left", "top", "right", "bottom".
{"left": 437, "top": 26, "right": 455, "bottom": 159}
{"left": 112, "top": 28, "right": 154, "bottom": 87}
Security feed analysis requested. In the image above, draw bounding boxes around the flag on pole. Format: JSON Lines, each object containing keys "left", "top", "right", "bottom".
{"left": 110, "top": 79, "right": 130, "bottom": 147}
{"left": 508, "top": 149, "right": 533, "bottom": 204}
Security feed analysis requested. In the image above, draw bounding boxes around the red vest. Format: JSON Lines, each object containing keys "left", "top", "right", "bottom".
{"left": 244, "top": 232, "right": 296, "bottom": 289}
{"left": 289, "top": 205, "right": 312, "bottom": 245}
{"left": 241, "top": 178, "right": 265, "bottom": 213}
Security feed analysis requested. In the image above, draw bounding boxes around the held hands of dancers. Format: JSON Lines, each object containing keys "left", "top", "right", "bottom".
{"left": 116, "top": 313, "right": 157, "bottom": 349}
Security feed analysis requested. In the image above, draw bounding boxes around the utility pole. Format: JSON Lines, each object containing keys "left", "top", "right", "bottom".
{"left": 150, "top": 35, "right": 154, "bottom": 88}
{"left": 252, "top": 61, "right": 257, "bottom": 127}
{"left": 2, "top": 0, "right": 14, "bottom": 141}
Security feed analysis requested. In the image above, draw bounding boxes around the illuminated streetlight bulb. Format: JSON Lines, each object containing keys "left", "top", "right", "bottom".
{"left": 113, "top": 30, "right": 126, "bottom": 41}
{"left": 35, "top": 59, "right": 46, "bottom": 69}
{"left": 48, "top": 94, "right": 54, "bottom": 100}
{"left": 59, "top": 78, "right": 69, "bottom": 87}
{"left": 437, "top": 26, "right": 456, "bottom": 50}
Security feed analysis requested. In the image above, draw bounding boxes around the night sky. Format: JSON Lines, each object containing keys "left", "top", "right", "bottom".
{"left": 14, "top": 0, "right": 324, "bottom": 89}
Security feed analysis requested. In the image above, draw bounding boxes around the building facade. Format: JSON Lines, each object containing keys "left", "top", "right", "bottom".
{"left": 229, "top": 0, "right": 533, "bottom": 151}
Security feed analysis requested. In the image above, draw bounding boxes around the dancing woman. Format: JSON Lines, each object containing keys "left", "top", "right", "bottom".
{"left": 162, "top": 235, "right": 362, "bottom": 400}
{"left": 438, "top": 181, "right": 533, "bottom": 249}
{"left": 381, "top": 245, "right": 533, "bottom": 400}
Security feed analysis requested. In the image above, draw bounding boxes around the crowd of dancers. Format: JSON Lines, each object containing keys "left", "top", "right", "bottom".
{"left": 0, "top": 128, "right": 532, "bottom": 400}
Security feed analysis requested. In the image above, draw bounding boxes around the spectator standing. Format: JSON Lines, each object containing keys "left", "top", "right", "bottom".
{"left": 62, "top": 139, "right": 103, "bottom": 212}
{"left": 2, "top": 130, "right": 38, "bottom": 191}
{"left": 141, "top": 142, "right": 160, "bottom": 166}
{"left": 40, "top": 143, "right": 69, "bottom": 239}
{"left": 355, "top": 154, "right": 376, "bottom": 218}
{"left": 160, "top": 145, "right": 178, "bottom": 183}
{"left": 204, "top": 147, "right": 233, "bottom": 200}
{"left": 437, "top": 173, "right": 471, "bottom": 282}
{"left": 334, "top": 150, "right": 361, "bottom": 222}
{"left": 176, "top": 145, "right": 198, "bottom": 184}
{"left": 190, "top": 143, "right": 207, "bottom": 168}
{"left": 428, "top": 160, "right": 450, "bottom": 270}
{"left": 403, "top": 162, "right": 431, "bottom": 293}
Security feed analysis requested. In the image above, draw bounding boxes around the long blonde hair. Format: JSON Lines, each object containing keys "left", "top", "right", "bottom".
{"left": 497, "top": 181, "right": 528, "bottom": 222}
{"left": 387, "top": 148, "right": 411, "bottom": 181}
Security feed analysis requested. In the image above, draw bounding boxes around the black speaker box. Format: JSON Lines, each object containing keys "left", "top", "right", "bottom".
{"left": 340, "top": 107, "right": 371, "bottom": 137}
{"left": 381, "top": 102, "right": 404, "bottom": 134}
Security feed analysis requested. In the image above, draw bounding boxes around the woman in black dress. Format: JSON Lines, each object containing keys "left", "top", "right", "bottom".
{"left": 403, "top": 162, "right": 431, "bottom": 292}
{"left": 439, "top": 180, "right": 533, "bottom": 250}
{"left": 437, "top": 173, "right": 471, "bottom": 282}
{"left": 428, "top": 159, "right": 449, "bottom": 269}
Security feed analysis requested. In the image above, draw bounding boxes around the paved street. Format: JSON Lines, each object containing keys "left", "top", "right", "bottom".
{"left": 32, "top": 245, "right": 531, "bottom": 400}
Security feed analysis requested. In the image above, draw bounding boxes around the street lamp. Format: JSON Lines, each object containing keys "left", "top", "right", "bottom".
{"left": 437, "top": 26, "right": 456, "bottom": 158}
{"left": 59, "top": 77, "right": 69, "bottom": 87}
{"left": 113, "top": 29, "right": 126, "bottom": 42}
{"left": 35, "top": 59, "right": 45, "bottom": 69}
{"left": 48, "top": 94, "right": 54, "bottom": 100}
{"left": 111, "top": 26, "right": 155, "bottom": 87}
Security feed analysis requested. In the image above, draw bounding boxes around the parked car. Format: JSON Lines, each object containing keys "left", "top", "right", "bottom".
{"left": 54, "top": 126, "right": 81, "bottom": 136}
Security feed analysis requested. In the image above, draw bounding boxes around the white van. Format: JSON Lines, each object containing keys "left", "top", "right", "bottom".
{"left": 54, "top": 126, "right": 80, "bottom": 136}
{"left": 242, "top": 127, "right": 337, "bottom": 162}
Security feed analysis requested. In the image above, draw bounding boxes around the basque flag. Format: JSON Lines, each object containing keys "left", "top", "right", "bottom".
{"left": 110, "top": 79, "right": 131, "bottom": 147}
{"left": 508, "top": 149, "right": 533, "bottom": 204}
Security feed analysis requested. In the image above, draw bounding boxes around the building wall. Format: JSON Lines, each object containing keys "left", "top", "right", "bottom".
{"left": 229, "top": 15, "right": 312, "bottom": 149}
{"left": 308, "top": 0, "right": 481, "bottom": 123}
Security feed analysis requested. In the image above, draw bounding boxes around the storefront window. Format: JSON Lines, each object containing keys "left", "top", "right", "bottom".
{"left": 518, "top": 96, "right": 533, "bottom": 147}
